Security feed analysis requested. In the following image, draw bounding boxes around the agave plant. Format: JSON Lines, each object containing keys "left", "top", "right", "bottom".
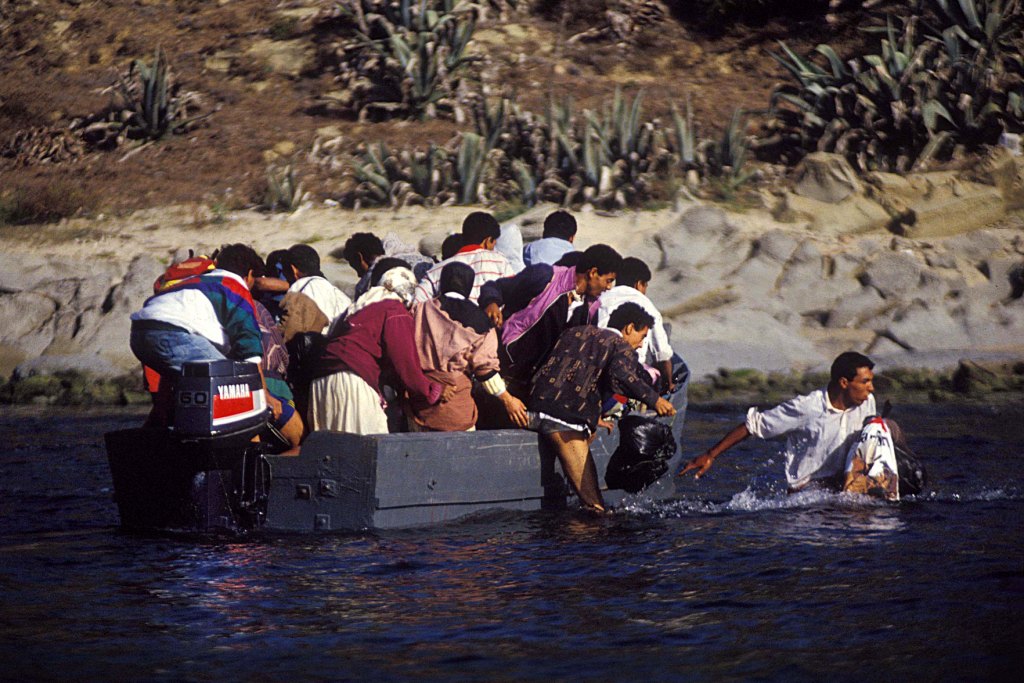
{"left": 264, "top": 165, "right": 307, "bottom": 212}
{"left": 766, "top": 1, "right": 1023, "bottom": 172}
{"left": 116, "top": 47, "right": 205, "bottom": 141}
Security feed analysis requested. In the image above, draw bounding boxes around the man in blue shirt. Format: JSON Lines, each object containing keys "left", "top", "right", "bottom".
{"left": 523, "top": 210, "right": 577, "bottom": 266}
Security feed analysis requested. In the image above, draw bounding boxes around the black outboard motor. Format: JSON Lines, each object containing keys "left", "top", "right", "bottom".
{"left": 173, "top": 360, "right": 268, "bottom": 452}
{"left": 106, "top": 360, "right": 272, "bottom": 533}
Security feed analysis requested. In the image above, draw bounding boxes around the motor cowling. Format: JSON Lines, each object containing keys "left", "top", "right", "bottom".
{"left": 172, "top": 360, "right": 268, "bottom": 451}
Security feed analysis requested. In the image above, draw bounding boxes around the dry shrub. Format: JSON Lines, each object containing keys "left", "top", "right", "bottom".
{"left": 0, "top": 177, "right": 98, "bottom": 226}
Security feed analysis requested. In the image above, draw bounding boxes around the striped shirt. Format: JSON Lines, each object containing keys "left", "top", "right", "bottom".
{"left": 413, "top": 246, "right": 515, "bottom": 304}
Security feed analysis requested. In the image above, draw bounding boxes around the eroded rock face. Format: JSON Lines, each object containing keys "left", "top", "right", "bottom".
{"left": 0, "top": 254, "right": 163, "bottom": 378}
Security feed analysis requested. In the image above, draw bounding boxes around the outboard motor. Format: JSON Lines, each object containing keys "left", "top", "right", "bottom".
{"left": 173, "top": 360, "right": 268, "bottom": 452}
{"left": 106, "top": 360, "right": 272, "bottom": 534}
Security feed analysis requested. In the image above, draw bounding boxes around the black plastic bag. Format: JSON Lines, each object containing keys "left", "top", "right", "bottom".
{"left": 605, "top": 415, "right": 677, "bottom": 494}
{"left": 896, "top": 446, "right": 927, "bottom": 496}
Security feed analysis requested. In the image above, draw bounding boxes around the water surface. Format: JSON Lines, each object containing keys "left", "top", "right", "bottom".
{"left": 1, "top": 404, "right": 1021, "bottom": 681}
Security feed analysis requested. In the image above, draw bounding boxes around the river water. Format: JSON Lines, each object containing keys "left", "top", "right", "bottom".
{"left": 1, "top": 403, "right": 1021, "bottom": 681}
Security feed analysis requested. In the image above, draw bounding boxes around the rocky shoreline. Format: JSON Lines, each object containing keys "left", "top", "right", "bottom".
{"left": 1, "top": 154, "right": 1022, "bottom": 390}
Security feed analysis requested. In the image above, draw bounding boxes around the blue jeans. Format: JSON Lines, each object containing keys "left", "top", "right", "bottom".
{"left": 130, "top": 326, "right": 228, "bottom": 377}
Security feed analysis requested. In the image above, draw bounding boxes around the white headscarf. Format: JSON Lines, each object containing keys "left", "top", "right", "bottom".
{"left": 346, "top": 266, "right": 418, "bottom": 316}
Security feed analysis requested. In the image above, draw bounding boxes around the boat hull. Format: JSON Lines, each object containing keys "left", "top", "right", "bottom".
{"left": 106, "top": 378, "right": 687, "bottom": 533}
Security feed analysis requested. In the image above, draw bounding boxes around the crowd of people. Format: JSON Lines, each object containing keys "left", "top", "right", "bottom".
{"left": 129, "top": 208, "right": 911, "bottom": 507}
{"left": 129, "top": 210, "right": 680, "bottom": 511}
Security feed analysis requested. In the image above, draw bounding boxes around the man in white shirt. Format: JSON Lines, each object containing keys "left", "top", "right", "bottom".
{"left": 284, "top": 244, "right": 352, "bottom": 333}
{"left": 680, "top": 352, "right": 877, "bottom": 492}
{"left": 414, "top": 212, "right": 515, "bottom": 303}
{"left": 596, "top": 256, "right": 676, "bottom": 393}
{"left": 522, "top": 210, "right": 576, "bottom": 267}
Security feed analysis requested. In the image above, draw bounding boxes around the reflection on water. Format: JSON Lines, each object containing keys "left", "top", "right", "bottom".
{"left": 0, "top": 404, "right": 1022, "bottom": 680}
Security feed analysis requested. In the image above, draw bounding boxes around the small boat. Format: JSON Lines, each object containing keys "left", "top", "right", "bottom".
{"left": 105, "top": 360, "right": 688, "bottom": 534}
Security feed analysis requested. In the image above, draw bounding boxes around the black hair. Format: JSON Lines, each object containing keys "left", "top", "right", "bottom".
{"left": 830, "top": 351, "right": 874, "bottom": 383}
{"left": 616, "top": 257, "right": 652, "bottom": 288}
{"left": 554, "top": 251, "right": 583, "bottom": 268}
{"left": 216, "top": 244, "right": 264, "bottom": 279}
{"left": 543, "top": 210, "right": 577, "bottom": 240}
{"left": 369, "top": 257, "right": 411, "bottom": 288}
{"left": 438, "top": 262, "right": 475, "bottom": 299}
{"left": 265, "top": 249, "right": 293, "bottom": 283}
{"left": 576, "top": 244, "right": 622, "bottom": 276}
{"left": 607, "top": 302, "right": 654, "bottom": 332}
{"left": 287, "top": 244, "right": 322, "bottom": 278}
{"left": 441, "top": 233, "right": 465, "bottom": 260}
{"left": 342, "top": 232, "right": 385, "bottom": 265}
{"left": 461, "top": 211, "right": 501, "bottom": 245}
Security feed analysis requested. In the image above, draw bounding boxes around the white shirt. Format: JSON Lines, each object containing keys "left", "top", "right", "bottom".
{"left": 596, "top": 285, "right": 673, "bottom": 364}
{"left": 746, "top": 389, "right": 877, "bottom": 489}
{"left": 289, "top": 276, "right": 352, "bottom": 333}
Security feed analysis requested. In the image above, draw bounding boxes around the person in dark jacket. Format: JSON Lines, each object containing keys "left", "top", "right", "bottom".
{"left": 529, "top": 302, "right": 676, "bottom": 512}
{"left": 478, "top": 244, "right": 622, "bottom": 396}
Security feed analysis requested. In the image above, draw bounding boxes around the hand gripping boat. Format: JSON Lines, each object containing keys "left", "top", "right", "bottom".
{"left": 106, "top": 359, "right": 689, "bottom": 534}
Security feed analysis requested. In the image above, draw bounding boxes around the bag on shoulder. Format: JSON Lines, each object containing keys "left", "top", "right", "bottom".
{"left": 154, "top": 253, "right": 216, "bottom": 293}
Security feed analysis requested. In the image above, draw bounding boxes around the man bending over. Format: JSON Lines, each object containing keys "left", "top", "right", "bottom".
{"left": 529, "top": 302, "right": 676, "bottom": 512}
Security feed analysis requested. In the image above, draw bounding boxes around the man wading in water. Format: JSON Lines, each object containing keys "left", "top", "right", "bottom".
{"left": 680, "top": 352, "right": 879, "bottom": 493}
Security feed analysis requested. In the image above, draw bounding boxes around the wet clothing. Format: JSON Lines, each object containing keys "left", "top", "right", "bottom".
{"left": 529, "top": 326, "right": 660, "bottom": 433}
{"left": 129, "top": 268, "right": 262, "bottom": 373}
{"left": 523, "top": 236, "right": 574, "bottom": 267}
{"left": 597, "top": 285, "right": 674, "bottom": 365}
{"left": 413, "top": 245, "right": 515, "bottom": 304}
{"left": 745, "top": 389, "right": 877, "bottom": 490}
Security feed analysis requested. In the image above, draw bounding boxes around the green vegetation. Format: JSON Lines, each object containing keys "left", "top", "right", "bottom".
{"left": 0, "top": 371, "right": 150, "bottom": 406}
{"left": 263, "top": 164, "right": 308, "bottom": 212}
{"left": 764, "top": 0, "right": 1024, "bottom": 171}
{"left": 339, "top": 90, "right": 758, "bottom": 208}
{"left": 689, "top": 361, "right": 1024, "bottom": 405}
{"left": 116, "top": 48, "right": 207, "bottom": 141}
{"left": 314, "top": 0, "right": 480, "bottom": 120}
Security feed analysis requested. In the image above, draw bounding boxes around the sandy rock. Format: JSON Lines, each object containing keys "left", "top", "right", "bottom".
{"left": 654, "top": 205, "right": 735, "bottom": 270}
{"left": 943, "top": 229, "right": 1005, "bottom": 263}
{"left": 884, "top": 301, "right": 972, "bottom": 350}
{"left": 961, "top": 297, "right": 1023, "bottom": 349}
{"left": 861, "top": 250, "right": 925, "bottom": 299}
{"left": 670, "top": 308, "right": 827, "bottom": 377}
{"left": 869, "top": 172, "right": 1005, "bottom": 238}
{"left": 793, "top": 152, "right": 863, "bottom": 204}
{"left": 978, "top": 256, "right": 1024, "bottom": 301}
{"left": 0, "top": 292, "right": 59, "bottom": 375}
{"left": 826, "top": 286, "right": 890, "bottom": 329}
{"left": 755, "top": 229, "right": 799, "bottom": 263}
{"left": 785, "top": 191, "right": 891, "bottom": 234}
{"left": 729, "top": 255, "right": 784, "bottom": 299}
{"left": 246, "top": 38, "right": 316, "bottom": 78}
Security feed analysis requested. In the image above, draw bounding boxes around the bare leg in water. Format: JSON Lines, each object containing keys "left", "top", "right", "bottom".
{"left": 547, "top": 430, "right": 606, "bottom": 512}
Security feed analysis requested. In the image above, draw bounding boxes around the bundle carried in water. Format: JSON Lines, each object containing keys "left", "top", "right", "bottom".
{"left": 605, "top": 415, "right": 677, "bottom": 494}
{"left": 896, "top": 445, "right": 927, "bottom": 496}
